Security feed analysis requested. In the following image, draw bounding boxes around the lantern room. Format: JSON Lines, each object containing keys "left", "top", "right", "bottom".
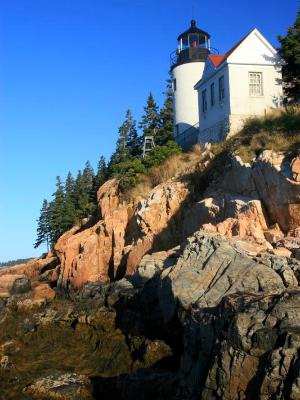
{"left": 171, "top": 20, "right": 212, "bottom": 68}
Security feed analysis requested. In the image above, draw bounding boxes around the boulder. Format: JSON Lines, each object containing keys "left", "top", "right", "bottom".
{"left": 32, "top": 283, "right": 55, "bottom": 301}
{"left": 182, "top": 154, "right": 271, "bottom": 246}
{"left": 56, "top": 180, "right": 130, "bottom": 287}
{"left": 202, "top": 291, "right": 300, "bottom": 399}
{"left": 182, "top": 197, "right": 223, "bottom": 238}
{"left": 23, "top": 373, "right": 93, "bottom": 400}
{"left": 135, "top": 180, "right": 190, "bottom": 242}
{"left": 158, "top": 231, "right": 289, "bottom": 323}
{"left": 11, "top": 277, "right": 31, "bottom": 295}
{"left": 0, "top": 256, "right": 58, "bottom": 281}
{"left": 221, "top": 155, "right": 258, "bottom": 198}
{"left": 272, "top": 247, "right": 292, "bottom": 258}
{"left": 291, "top": 156, "right": 300, "bottom": 182}
{"left": 56, "top": 179, "right": 190, "bottom": 288}
{"left": 252, "top": 150, "right": 300, "bottom": 232}
{"left": 0, "top": 274, "right": 31, "bottom": 295}
{"left": 130, "top": 248, "right": 179, "bottom": 288}
{"left": 264, "top": 223, "right": 285, "bottom": 244}
{"left": 177, "top": 290, "right": 300, "bottom": 400}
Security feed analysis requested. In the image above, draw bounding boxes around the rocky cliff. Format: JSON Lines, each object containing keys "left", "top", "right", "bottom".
{"left": 51, "top": 149, "right": 300, "bottom": 288}
{"left": 0, "top": 148, "right": 300, "bottom": 399}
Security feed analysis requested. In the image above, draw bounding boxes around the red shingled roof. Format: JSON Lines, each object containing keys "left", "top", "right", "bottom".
{"left": 208, "top": 30, "right": 254, "bottom": 68}
{"left": 208, "top": 54, "right": 227, "bottom": 67}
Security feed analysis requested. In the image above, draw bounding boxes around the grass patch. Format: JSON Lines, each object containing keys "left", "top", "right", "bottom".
{"left": 211, "top": 108, "right": 300, "bottom": 162}
{"left": 127, "top": 108, "right": 300, "bottom": 201}
{"left": 128, "top": 144, "right": 210, "bottom": 202}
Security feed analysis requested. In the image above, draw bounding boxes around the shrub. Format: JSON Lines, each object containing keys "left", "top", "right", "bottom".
{"left": 143, "top": 141, "right": 182, "bottom": 168}
{"left": 111, "top": 158, "right": 147, "bottom": 191}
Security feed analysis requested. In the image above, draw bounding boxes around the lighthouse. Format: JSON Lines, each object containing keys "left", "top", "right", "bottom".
{"left": 171, "top": 20, "right": 212, "bottom": 148}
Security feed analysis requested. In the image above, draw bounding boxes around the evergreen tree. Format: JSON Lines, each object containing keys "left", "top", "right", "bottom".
{"left": 111, "top": 114, "right": 131, "bottom": 165}
{"left": 138, "top": 93, "right": 161, "bottom": 139}
{"left": 63, "top": 171, "right": 77, "bottom": 229}
{"left": 94, "top": 155, "right": 107, "bottom": 195}
{"left": 82, "top": 161, "right": 95, "bottom": 196}
{"left": 125, "top": 110, "right": 142, "bottom": 157}
{"left": 34, "top": 199, "right": 51, "bottom": 250}
{"left": 109, "top": 110, "right": 142, "bottom": 171}
{"left": 278, "top": 8, "right": 300, "bottom": 102}
{"left": 74, "top": 170, "right": 84, "bottom": 218}
{"left": 49, "top": 176, "right": 65, "bottom": 245}
{"left": 156, "top": 76, "right": 175, "bottom": 145}
{"left": 75, "top": 162, "right": 96, "bottom": 219}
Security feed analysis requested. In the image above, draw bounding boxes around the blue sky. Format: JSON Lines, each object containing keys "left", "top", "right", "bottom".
{"left": 0, "top": 0, "right": 298, "bottom": 261}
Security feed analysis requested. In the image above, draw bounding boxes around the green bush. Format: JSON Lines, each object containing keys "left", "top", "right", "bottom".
{"left": 111, "top": 158, "right": 148, "bottom": 191}
{"left": 143, "top": 141, "right": 182, "bottom": 168}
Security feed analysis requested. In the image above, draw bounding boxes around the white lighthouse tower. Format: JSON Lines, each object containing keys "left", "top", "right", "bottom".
{"left": 171, "top": 20, "right": 211, "bottom": 148}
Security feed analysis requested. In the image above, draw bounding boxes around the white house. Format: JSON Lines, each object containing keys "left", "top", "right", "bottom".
{"left": 171, "top": 22, "right": 283, "bottom": 148}
{"left": 194, "top": 28, "right": 283, "bottom": 145}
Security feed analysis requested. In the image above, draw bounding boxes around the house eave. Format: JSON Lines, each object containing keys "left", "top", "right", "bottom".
{"left": 195, "top": 62, "right": 228, "bottom": 89}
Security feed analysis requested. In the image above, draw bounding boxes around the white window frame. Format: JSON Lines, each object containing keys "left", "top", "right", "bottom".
{"left": 249, "top": 72, "right": 263, "bottom": 97}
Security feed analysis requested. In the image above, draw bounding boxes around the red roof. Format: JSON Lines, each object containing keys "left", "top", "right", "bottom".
{"left": 208, "top": 30, "right": 254, "bottom": 68}
{"left": 208, "top": 54, "right": 227, "bottom": 67}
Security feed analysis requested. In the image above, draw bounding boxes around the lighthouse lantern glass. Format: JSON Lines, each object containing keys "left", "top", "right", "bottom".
{"left": 189, "top": 34, "right": 199, "bottom": 48}
{"left": 182, "top": 36, "right": 188, "bottom": 50}
{"left": 199, "top": 35, "right": 207, "bottom": 48}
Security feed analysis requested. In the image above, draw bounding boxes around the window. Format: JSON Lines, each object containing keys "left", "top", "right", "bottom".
{"left": 181, "top": 37, "right": 188, "bottom": 49}
{"left": 249, "top": 72, "right": 263, "bottom": 96}
{"left": 219, "top": 76, "right": 225, "bottom": 102}
{"left": 210, "top": 83, "right": 215, "bottom": 106}
{"left": 173, "top": 78, "right": 177, "bottom": 92}
{"left": 202, "top": 90, "right": 207, "bottom": 113}
{"left": 189, "top": 34, "right": 199, "bottom": 48}
{"left": 199, "top": 35, "right": 207, "bottom": 48}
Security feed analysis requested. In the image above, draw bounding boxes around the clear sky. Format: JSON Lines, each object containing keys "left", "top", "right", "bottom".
{"left": 0, "top": 0, "right": 298, "bottom": 261}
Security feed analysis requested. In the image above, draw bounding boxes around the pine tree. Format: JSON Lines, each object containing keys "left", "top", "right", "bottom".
{"left": 156, "top": 76, "right": 175, "bottom": 145}
{"left": 125, "top": 110, "right": 142, "bottom": 157}
{"left": 63, "top": 172, "right": 77, "bottom": 229}
{"left": 109, "top": 110, "right": 142, "bottom": 172}
{"left": 278, "top": 8, "right": 300, "bottom": 102}
{"left": 94, "top": 155, "right": 107, "bottom": 195}
{"left": 82, "top": 161, "right": 95, "bottom": 196}
{"left": 138, "top": 93, "right": 161, "bottom": 139}
{"left": 74, "top": 170, "right": 83, "bottom": 218}
{"left": 49, "top": 176, "right": 65, "bottom": 245}
{"left": 114, "top": 115, "right": 131, "bottom": 163}
{"left": 34, "top": 199, "right": 51, "bottom": 250}
{"left": 75, "top": 162, "right": 96, "bottom": 219}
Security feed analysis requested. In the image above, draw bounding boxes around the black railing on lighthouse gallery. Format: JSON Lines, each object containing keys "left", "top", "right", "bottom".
{"left": 170, "top": 46, "right": 219, "bottom": 68}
